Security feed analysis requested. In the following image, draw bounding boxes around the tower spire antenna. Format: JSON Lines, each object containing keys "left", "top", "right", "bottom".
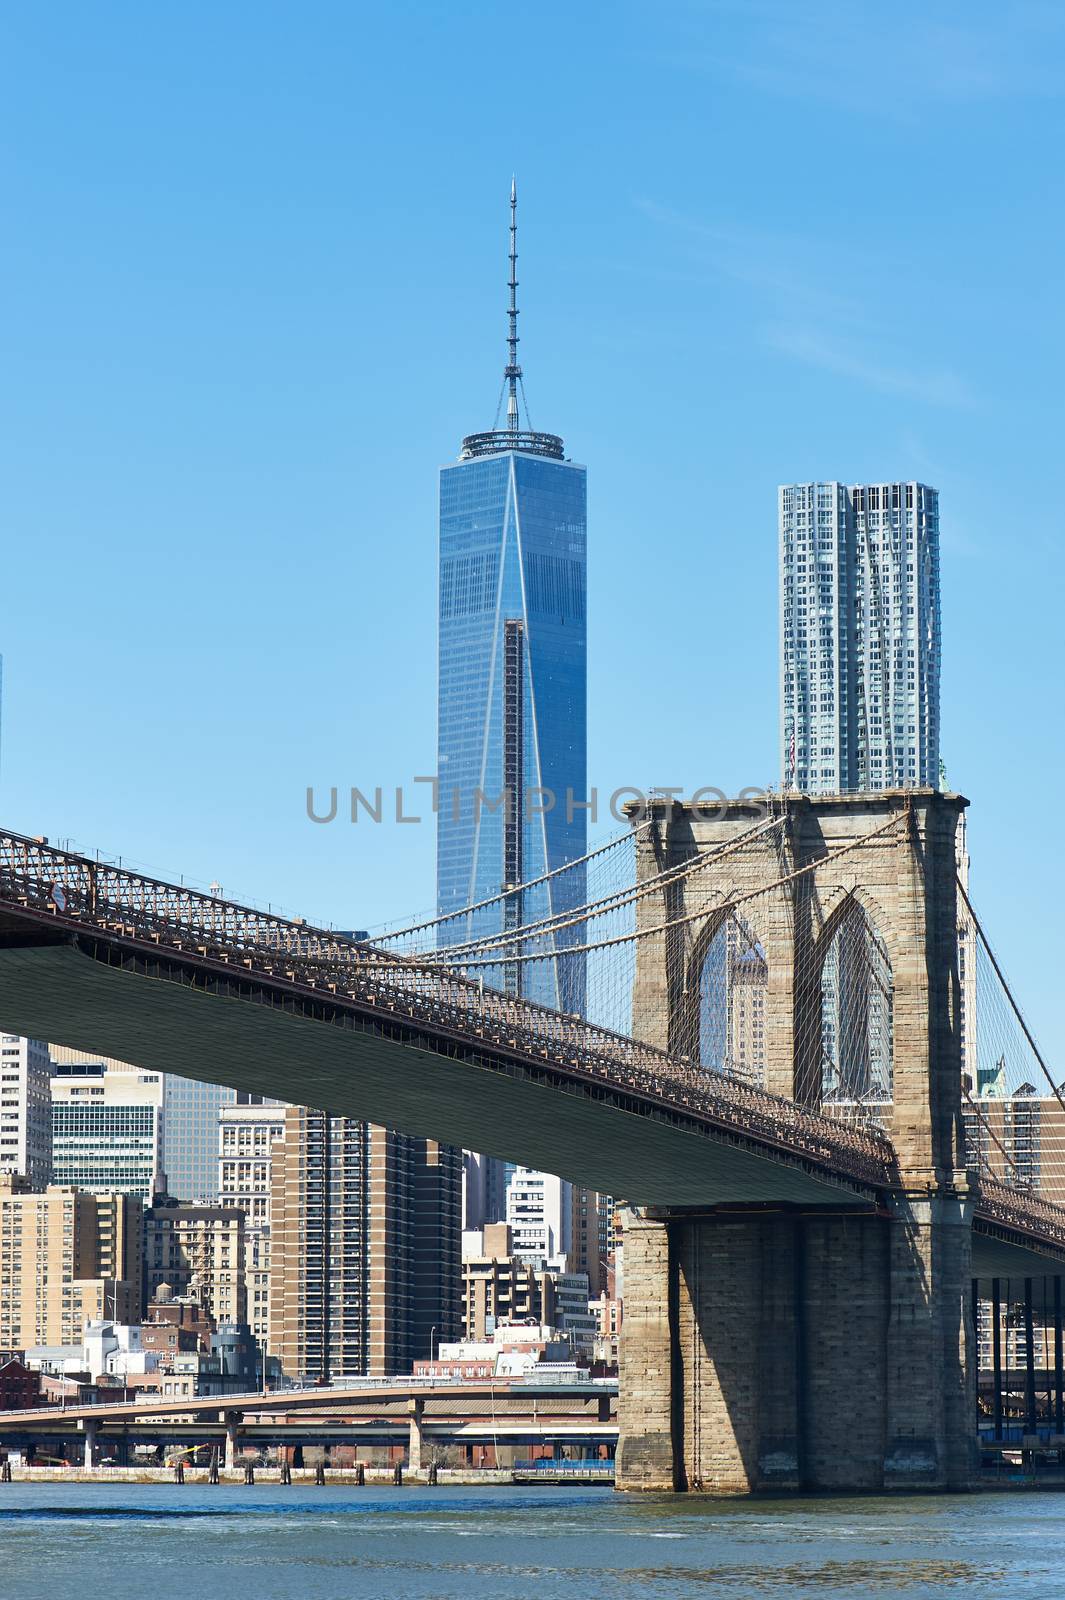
{"left": 461, "top": 179, "right": 564, "bottom": 460}
{"left": 505, "top": 176, "right": 521, "bottom": 433}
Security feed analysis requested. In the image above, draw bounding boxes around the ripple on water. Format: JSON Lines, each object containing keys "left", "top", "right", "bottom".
{"left": 1, "top": 1487, "right": 1063, "bottom": 1600}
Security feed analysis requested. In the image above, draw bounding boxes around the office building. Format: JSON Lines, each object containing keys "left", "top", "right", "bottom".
{"left": 269, "top": 1109, "right": 459, "bottom": 1379}
{"left": 780, "top": 481, "right": 940, "bottom": 793}
{"left": 218, "top": 1100, "right": 286, "bottom": 1349}
{"left": 163, "top": 1075, "right": 237, "bottom": 1203}
{"left": 50, "top": 1046, "right": 136, "bottom": 1073}
{"left": 0, "top": 1035, "right": 51, "bottom": 1186}
{"left": 51, "top": 1058, "right": 165, "bottom": 1200}
{"left": 143, "top": 1197, "right": 246, "bottom": 1324}
{"left": 437, "top": 181, "right": 587, "bottom": 1008}
{"left": 0, "top": 1175, "right": 142, "bottom": 1348}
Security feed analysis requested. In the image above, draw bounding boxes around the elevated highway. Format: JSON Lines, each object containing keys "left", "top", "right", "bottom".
{"left": 0, "top": 1378, "right": 618, "bottom": 1468}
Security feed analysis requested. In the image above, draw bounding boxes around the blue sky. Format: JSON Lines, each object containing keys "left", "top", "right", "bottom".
{"left": 1, "top": 2, "right": 1062, "bottom": 1055}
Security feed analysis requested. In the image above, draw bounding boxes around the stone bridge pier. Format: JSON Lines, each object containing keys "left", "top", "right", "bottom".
{"left": 616, "top": 791, "right": 978, "bottom": 1493}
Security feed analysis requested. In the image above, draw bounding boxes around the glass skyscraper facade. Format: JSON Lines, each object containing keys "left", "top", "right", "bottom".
{"left": 437, "top": 445, "right": 587, "bottom": 1007}
{"left": 780, "top": 481, "right": 940, "bottom": 793}
{"left": 163, "top": 1075, "right": 238, "bottom": 1203}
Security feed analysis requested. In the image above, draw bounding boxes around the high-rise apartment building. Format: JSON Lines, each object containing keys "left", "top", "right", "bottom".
{"left": 269, "top": 1109, "right": 459, "bottom": 1379}
{"left": 410, "top": 1136, "right": 462, "bottom": 1363}
{"left": 0, "top": 1175, "right": 142, "bottom": 1348}
{"left": 570, "top": 1185, "right": 608, "bottom": 1299}
{"left": 507, "top": 1167, "right": 571, "bottom": 1262}
{"left": 460, "top": 1220, "right": 596, "bottom": 1346}
{"left": 780, "top": 481, "right": 940, "bottom": 794}
{"left": 143, "top": 1197, "right": 246, "bottom": 1325}
{"left": 0, "top": 1035, "right": 51, "bottom": 1186}
{"left": 163, "top": 1076, "right": 238, "bottom": 1203}
{"left": 95, "top": 1190, "right": 145, "bottom": 1309}
{"left": 218, "top": 1101, "right": 285, "bottom": 1349}
{"left": 51, "top": 1058, "right": 165, "bottom": 1200}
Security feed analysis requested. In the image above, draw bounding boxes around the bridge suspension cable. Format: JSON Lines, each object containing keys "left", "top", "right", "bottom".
{"left": 375, "top": 818, "right": 655, "bottom": 946}
{"left": 401, "top": 812, "right": 787, "bottom": 963}
{"left": 956, "top": 875, "right": 1065, "bottom": 1203}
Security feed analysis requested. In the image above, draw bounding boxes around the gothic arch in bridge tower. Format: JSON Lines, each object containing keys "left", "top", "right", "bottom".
{"left": 811, "top": 888, "right": 895, "bottom": 1113}
{"left": 685, "top": 909, "right": 770, "bottom": 1090}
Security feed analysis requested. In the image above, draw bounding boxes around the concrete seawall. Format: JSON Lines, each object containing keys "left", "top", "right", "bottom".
{"left": 0, "top": 1466, "right": 611, "bottom": 1487}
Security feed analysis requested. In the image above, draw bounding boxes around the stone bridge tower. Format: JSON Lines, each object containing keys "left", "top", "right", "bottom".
{"left": 617, "top": 789, "right": 976, "bottom": 1493}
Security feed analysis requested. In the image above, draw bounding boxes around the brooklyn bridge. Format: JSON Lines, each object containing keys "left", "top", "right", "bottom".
{"left": 0, "top": 787, "right": 1061, "bottom": 1493}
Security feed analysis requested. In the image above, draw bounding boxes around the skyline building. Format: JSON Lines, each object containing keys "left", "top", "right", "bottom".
{"left": 779, "top": 481, "right": 940, "bottom": 794}
{"left": 461, "top": 1149, "right": 510, "bottom": 1232}
{"left": 437, "top": 181, "right": 588, "bottom": 1011}
{"left": 506, "top": 1166, "right": 572, "bottom": 1262}
{"left": 0, "top": 1174, "right": 142, "bottom": 1348}
{"left": 269, "top": 1109, "right": 459, "bottom": 1379}
{"left": 163, "top": 1076, "right": 238, "bottom": 1204}
{"left": 0, "top": 1034, "right": 51, "bottom": 1186}
{"left": 218, "top": 1100, "right": 286, "bottom": 1352}
{"left": 50, "top": 1058, "right": 165, "bottom": 1201}
{"left": 143, "top": 1196, "right": 247, "bottom": 1325}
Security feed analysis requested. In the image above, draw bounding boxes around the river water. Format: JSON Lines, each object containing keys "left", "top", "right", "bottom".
{"left": 1, "top": 1483, "right": 1062, "bottom": 1599}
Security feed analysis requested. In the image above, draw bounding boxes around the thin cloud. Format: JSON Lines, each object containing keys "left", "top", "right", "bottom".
{"left": 765, "top": 325, "right": 977, "bottom": 410}
{"left": 633, "top": 200, "right": 868, "bottom": 326}
{"left": 655, "top": 1, "right": 1064, "bottom": 122}
{"left": 632, "top": 202, "right": 978, "bottom": 409}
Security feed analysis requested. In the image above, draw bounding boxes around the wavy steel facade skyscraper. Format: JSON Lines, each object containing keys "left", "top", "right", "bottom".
{"left": 779, "top": 481, "right": 940, "bottom": 794}
{"left": 437, "top": 184, "right": 587, "bottom": 1014}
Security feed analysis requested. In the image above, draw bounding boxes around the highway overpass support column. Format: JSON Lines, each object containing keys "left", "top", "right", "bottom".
{"left": 408, "top": 1399, "right": 425, "bottom": 1475}
{"left": 617, "top": 1200, "right": 976, "bottom": 1494}
{"left": 223, "top": 1411, "right": 243, "bottom": 1472}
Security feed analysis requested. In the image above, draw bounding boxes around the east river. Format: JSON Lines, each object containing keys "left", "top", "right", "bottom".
{"left": 2, "top": 1483, "right": 1064, "bottom": 1598}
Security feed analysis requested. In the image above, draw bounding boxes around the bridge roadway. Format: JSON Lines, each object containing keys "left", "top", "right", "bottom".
{"left": 0, "top": 830, "right": 1062, "bottom": 1270}
{"left": 0, "top": 831, "right": 892, "bottom": 1209}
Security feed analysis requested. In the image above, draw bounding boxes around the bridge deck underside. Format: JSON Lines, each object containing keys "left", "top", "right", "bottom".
{"left": 0, "top": 939, "right": 872, "bottom": 1209}
{"left": 971, "top": 1227, "right": 1065, "bottom": 1279}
